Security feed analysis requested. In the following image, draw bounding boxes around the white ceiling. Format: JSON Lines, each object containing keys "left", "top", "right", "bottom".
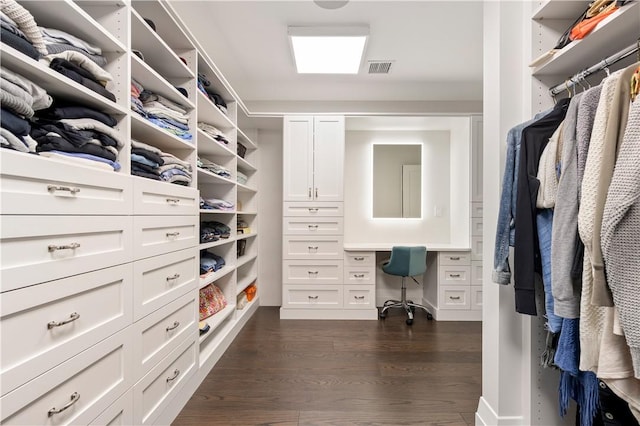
{"left": 168, "top": 0, "right": 483, "bottom": 116}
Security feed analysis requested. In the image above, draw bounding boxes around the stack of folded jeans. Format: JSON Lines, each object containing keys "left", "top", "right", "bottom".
{"left": 197, "top": 122, "right": 228, "bottom": 145}
{"left": 198, "top": 156, "right": 231, "bottom": 178}
{"left": 0, "top": 0, "right": 47, "bottom": 60}
{"left": 200, "top": 197, "right": 234, "bottom": 211}
{"left": 200, "top": 250, "right": 225, "bottom": 275}
{"left": 131, "top": 139, "right": 162, "bottom": 180}
{"left": 200, "top": 221, "right": 231, "bottom": 243}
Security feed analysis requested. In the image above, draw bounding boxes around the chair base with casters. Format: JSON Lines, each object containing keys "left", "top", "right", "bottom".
{"left": 378, "top": 246, "right": 433, "bottom": 325}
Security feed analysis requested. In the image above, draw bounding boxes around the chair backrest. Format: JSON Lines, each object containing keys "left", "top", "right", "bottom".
{"left": 383, "top": 246, "right": 427, "bottom": 277}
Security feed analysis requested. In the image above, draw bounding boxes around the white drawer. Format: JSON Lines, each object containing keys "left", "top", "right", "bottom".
{"left": 471, "top": 285, "right": 483, "bottom": 310}
{"left": 344, "top": 285, "right": 375, "bottom": 309}
{"left": 344, "top": 268, "right": 376, "bottom": 285}
{"left": 283, "top": 236, "right": 344, "bottom": 260}
{"left": 283, "top": 217, "right": 344, "bottom": 235}
{"left": 133, "top": 248, "right": 198, "bottom": 321}
{"left": 472, "top": 217, "right": 483, "bottom": 236}
{"left": 133, "top": 333, "right": 197, "bottom": 426}
{"left": 282, "top": 285, "right": 343, "bottom": 309}
{"left": 438, "top": 251, "right": 471, "bottom": 266}
{"left": 438, "top": 265, "right": 471, "bottom": 286}
{"left": 1, "top": 216, "right": 133, "bottom": 292}
{"left": 133, "top": 178, "right": 199, "bottom": 215}
{"left": 0, "top": 150, "right": 132, "bottom": 215}
{"left": 133, "top": 215, "right": 198, "bottom": 260}
{"left": 1, "top": 264, "right": 133, "bottom": 397}
{"left": 344, "top": 251, "right": 375, "bottom": 267}
{"left": 0, "top": 327, "right": 133, "bottom": 425}
{"left": 471, "top": 236, "right": 483, "bottom": 261}
{"left": 471, "top": 202, "right": 483, "bottom": 218}
{"left": 283, "top": 202, "right": 343, "bottom": 217}
{"left": 90, "top": 389, "right": 133, "bottom": 426}
{"left": 471, "top": 261, "right": 483, "bottom": 286}
{"left": 133, "top": 292, "right": 197, "bottom": 381}
{"left": 438, "top": 286, "right": 471, "bottom": 310}
{"left": 283, "top": 260, "right": 343, "bottom": 285}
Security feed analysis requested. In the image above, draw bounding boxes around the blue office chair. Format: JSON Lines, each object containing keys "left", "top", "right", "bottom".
{"left": 379, "top": 246, "right": 433, "bottom": 325}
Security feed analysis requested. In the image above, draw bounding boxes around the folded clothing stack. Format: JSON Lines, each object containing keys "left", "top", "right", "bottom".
{"left": 197, "top": 73, "right": 227, "bottom": 114}
{"left": 0, "top": 0, "right": 47, "bottom": 59}
{"left": 131, "top": 139, "right": 193, "bottom": 185}
{"left": 200, "top": 250, "right": 225, "bottom": 275}
{"left": 200, "top": 196, "right": 234, "bottom": 211}
{"left": 236, "top": 170, "right": 248, "bottom": 185}
{"left": 197, "top": 122, "right": 228, "bottom": 145}
{"left": 198, "top": 156, "right": 231, "bottom": 178}
{"left": 200, "top": 221, "right": 231, "bottom": 243}
{"left": 0, "top": 66, "right": 50, "bottom": 152}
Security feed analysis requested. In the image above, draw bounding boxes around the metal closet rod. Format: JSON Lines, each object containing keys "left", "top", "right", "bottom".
{"left": 549, "top": 41, "right": 640, "bottom": 96}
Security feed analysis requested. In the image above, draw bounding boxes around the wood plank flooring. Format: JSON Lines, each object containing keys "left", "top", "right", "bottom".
{"left": 173, "top": 307, "right": 482, "bottom": 426}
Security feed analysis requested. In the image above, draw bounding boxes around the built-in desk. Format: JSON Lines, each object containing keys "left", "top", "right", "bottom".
{"left": 344, "top": 243, "right": 482, "bottom": 321}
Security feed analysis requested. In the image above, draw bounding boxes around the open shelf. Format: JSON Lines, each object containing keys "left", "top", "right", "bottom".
{"left": 198, "top": 304, "right": 235, "bottom": 344}
{"left": 236, "top": 274, "right": 257, "bottom": 296}
{"left": 131, "top": 0, "right": 195, "bottom": 51}
{"left": 236, "top": 232, "right": 258, "bottom": 241}
{"left": 199, "top": 265, "right": 235, "bottom": 289}
{"left": 130, "top": 113, "right": 194, "bottom": 152}
{"left": 237, "top": 156, "right": 257, "bottom": 172}
{"left": 197, "top": 92, "right": 235, "bottom": 131}
{"left": 197, "top": 168, "right": 235, "bottom": 185}
{"left": 237, "top": 182, "right": 257, "bottom": 193}
{"left": 237, "top": 128, "right": 257, "bottom": 149}
{"left": 197, "top": 129, "right": 235, "bottom": 157}
{"left": 131, "top": 54, "right": 195, "bottom": 111}
{"left": 199, "top": 238, "right": 233, "bottom": 251}
{"left": 199, "top": 209, "right": 237, "bottom": 214}
{"left": 236, "top": 253, "right": 257, "bottom": 270}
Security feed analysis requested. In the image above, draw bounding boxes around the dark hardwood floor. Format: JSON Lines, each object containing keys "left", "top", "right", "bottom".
{"left": 173, "top": 307, "right": 482, "bottom": 426}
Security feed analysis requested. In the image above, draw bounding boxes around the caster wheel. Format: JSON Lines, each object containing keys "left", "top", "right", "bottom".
{"left": 427, "top": 313, "right": 434, "bottom": 320}
{"left": 406, "top": 318, "right": 413, "bottom": 325}
{"left": 379, "top": 311, "right": 387, "bottom": 319}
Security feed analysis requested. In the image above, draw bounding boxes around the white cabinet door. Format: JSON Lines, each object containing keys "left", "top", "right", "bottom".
{"left": 283, "top": 116, "right": 314, "bottom": 201}
{"left": 313, "top": 116, "right": 344, "bottom": 202}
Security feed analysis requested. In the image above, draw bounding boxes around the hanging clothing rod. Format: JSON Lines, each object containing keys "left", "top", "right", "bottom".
{"left": 549, "top": 41, "right": 640, "bottom": 96}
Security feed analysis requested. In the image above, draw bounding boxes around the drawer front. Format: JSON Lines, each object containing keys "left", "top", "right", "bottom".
{"left": 471, "top": 261, "right": 483, "bottom": 286}
{"left": 133, "top": 292, "right": 197, "bottom": 381}
{"left": 438, "top": 286, "right": 471, "bottom": 310}
{"left": 283, "top": 202, "right": 343, "bottom": 217}
{"left": 344, "top": 268, "right": 376, "bottom": 285}
{"left": 283, "top": 260, "right": 343, "bottom": 285}
{"left": 471, "top": 286, "right": 483, "bottom": 310}
{"left": 133, "top": 215, "right": 198, "bottom": 260}
{"left": 283, "top": 217, "right": 344, "bottom": 235}
{"left": 471, "top": 202, "right": 483, "bottom": 218}
{"left": 344, "top": 251, "right": 375, "bottom": 267}
{"left": 471, "top": 236, "right": 483, "bottom": 261}
{"left": 343, "top": 285, "right": 375, "bottom": 309}
{"left": 282, "top": 285, "right": 343, "bottom": 308}
{"left": 438, "top": 265, "right": 471, "bottom": 286}
{"left": 471, "top": 218, "right": 483, "bottom": 236}
{"left": 133, "top": 178, "right": 199, "bottom": 215}
{"left": 133, "top": 248, "right": 198, "bottom": 321}
{"left": 1, "top": 216, "right": 133, "bottom": 292}
{"left": 1, "top": 150, "right": 132, "bottom": 215}
{"left": 283, "top": 236, "right": 343, "bottom": 260}
{"left": 90, "top": 389, "right": 133, "bottom": 426}
{"left": 438, "top": 251, "right": 471, "bottom": 266}
{"left": 0, "top": 327, "right": 132, "bottom": 425}
{"left": 133, "top": 333, "right": 197, "bottom": 426}
{"left": 1, "top": 264, "right": 133, "bottom": 396}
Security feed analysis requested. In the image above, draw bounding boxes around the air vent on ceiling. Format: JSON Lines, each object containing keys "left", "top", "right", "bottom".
{"left": 367, "top": 60, "right": 393, "bottom": 74}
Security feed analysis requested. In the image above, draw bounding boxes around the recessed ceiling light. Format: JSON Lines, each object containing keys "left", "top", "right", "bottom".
{"left": 288, "top": 26, "right": 369, "bottom": 74}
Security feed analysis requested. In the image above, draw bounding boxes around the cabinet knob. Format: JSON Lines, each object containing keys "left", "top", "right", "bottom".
{"left": 308, "top": 208, "right": 319, "bottom": 213}
{"left": 308, "top": 271, "right": 319, "bottom": 275}
{"left": 315, "top": 188, "right": 318, "bottom": 198}
{"left": 449, "top": 256, "right": 460, "bottom": 261}
{"left": 47, "top": 312, "right": 80, "bottom": 329}
{"left": 449, "top": 273, "right": 461, "bottom": 278}
{"left": 308, "top": 224, "right": 319, "bottom": 230}
{"left": 354, "top": 257, "right": 365, "bottom": 261}
{"left": 354, "top": 295, "right": 365, "bottom": 300}
{"left": 354, "top": 274, "right": 365, "bottom": 278}
{"left": 308, "top": 246, "right": 319, "bottom": 251}
{"left": 449, "top": 296, "right": 461, "bottom": 300}
{"left": 308, "top": 188, "right": 312, "bottom": 199}
{"left": 48, "top": 392, "right": 80, "bottom": 417}
{"left": 308, "top": 295, "right": 319, "bottom": 300}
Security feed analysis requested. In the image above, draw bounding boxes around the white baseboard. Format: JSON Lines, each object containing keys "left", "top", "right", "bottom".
{"left": 279, "top": 307, "right": 378, "bottom": 320}
{"left": 475, "top": 396, "right": 524, "bottom": 426}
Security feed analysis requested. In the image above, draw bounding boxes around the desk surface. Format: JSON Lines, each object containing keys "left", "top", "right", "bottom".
{"left": 343, "top": 243, "right": 471, "bottom": 252}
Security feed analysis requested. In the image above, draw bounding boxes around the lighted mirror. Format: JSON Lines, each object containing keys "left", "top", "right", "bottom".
{"left": 372, "top": 144, "right": 422, "bottom": 218}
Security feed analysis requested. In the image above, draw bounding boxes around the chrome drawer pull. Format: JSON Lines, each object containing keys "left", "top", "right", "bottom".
{"left": 47, "top": 312, "right": 80, "bottom": 329}
{"left": 354, "top": 274, "right": 365, "bottom": 278}
{"left": 354, "top": 296, "right": 365, "bottom": 300}
{"left": 166, "top": 321, "right": 180, "bottom": 332}
{"left": 449, "top": 296, "right": 461, "bottom": 300}
{"left": 166, "top": 198, "right": 180, "bottom": 204}
{"left": 354, "top": 257, "right": 365, "bottom": 261}
{"left": 166, "top": 369, "right": 180, "bottom": 383}
{"left": 308, "top": 188, "right": 312, "bottom": 198}
{"left": 166, "top": 273, "right": 180, "bottom": 281}
{"left": 308, "top": 246, "right": 318, "bottom": 251}
{"left": 308, "top": 208, "right": 318, "bottom": 213}
{"left": 48, "top": 392, "right": 80, "bottom": 417}
{"left": 166, "top": 232, "right": 180, "bottom": 238}
{"left": 47, "top": 185, "right": 80, "bottom": 194}
{"left": 315, "top": 188, "right": 318, "bottom": 198}
{"left": 48, "top": 242, "right": 80, "bottom": 252}
{"left": 449, "top": 256, "right": 460, "bottom": 261}
{"left": 308, "top": 295, "right": 319, "bottom": 300}
{"left": 308, "top": 271, "right": 319, "bottom": 275}
{"left": 449, "top": 274, "right": 461, "bottom": 278}
{"left": 308, "top": 224, "right": 319, "bottom": 230}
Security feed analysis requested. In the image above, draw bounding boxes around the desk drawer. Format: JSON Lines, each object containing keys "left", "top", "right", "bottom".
{"left": 283, "top": 260, "right": 343, "bottom": 285}
{"left": 344, "top": 285, "right": 375, "bottom": 309}
{"left": 133, "top": 215, "right": 198, "bottom": 260}
{"left": 439, "top": 265, "right": 471, "bottom": 286}
{"left": 133, "top": 333, "right": 197, "bottom": 426}
{"left": 438, "top": 252, "right": 471, "bottom": 266}
{"left": 282, "top": 285, "right": 343, "bottom": 309}
{"left": 0, "top": 150, "right": 132, "bottom": 215}
{"left": 283, "top": 202, "right": 343, "bottom": 217}
{"left": 1, "top": 264, "right": 132, "bottom": 396}
{"left": 133, "top": 248, "right": 198, "bottom": 321}
{"left": 283, "top": 217, "right": 343, "bottom": 235}
{"left": 0, "top": 327, "right": 132, "bottom": 425}
{"left": 283, "top": 236, "right": 343, "bottom": 260}
{"left": 1, "top": 216, "right": 133, "bottom": 292}
{"left": 344, "top": 268, "right": 376, "bottom": 285}
{"left": 133, "top": 178, "right": 199, "bottom": 216}
{"left": 344, "top": 251, "right": 375, "bottom": 267}
{"left": 438, "top": 286, "right": 471, "bottom": 310}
